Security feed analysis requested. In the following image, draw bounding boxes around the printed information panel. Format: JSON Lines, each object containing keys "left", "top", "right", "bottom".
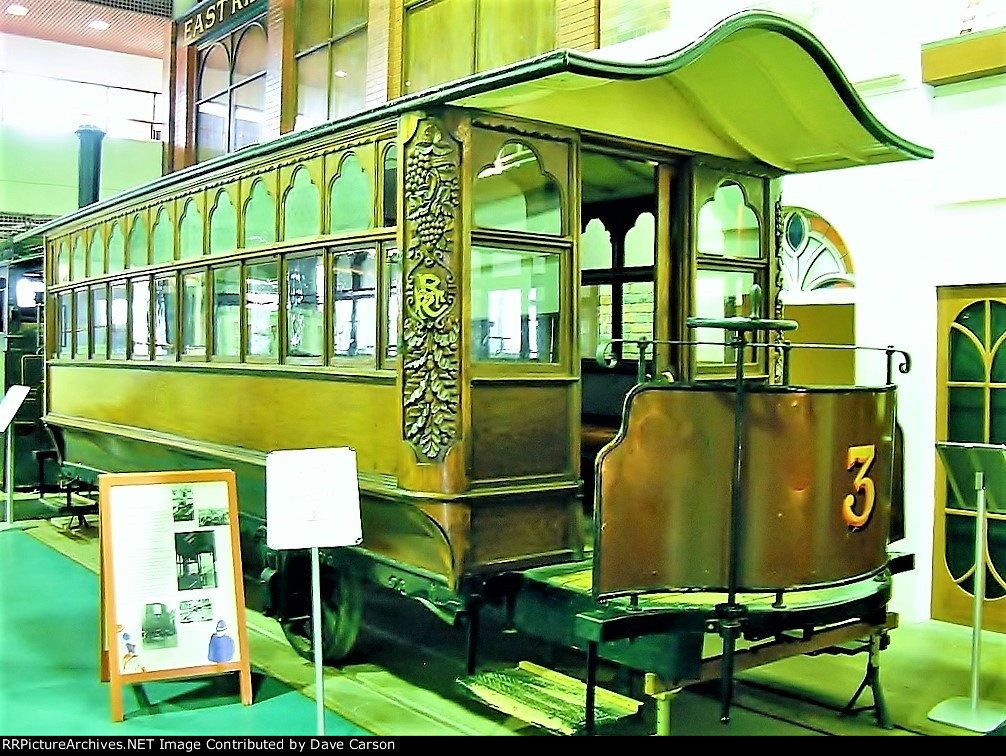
{"left": 98, "top": 469, "right": 252, "bottom": 721}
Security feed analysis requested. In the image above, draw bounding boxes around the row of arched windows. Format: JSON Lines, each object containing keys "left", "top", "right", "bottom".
{"left": 55, "top": 147, "right": 397, "bottom": 285}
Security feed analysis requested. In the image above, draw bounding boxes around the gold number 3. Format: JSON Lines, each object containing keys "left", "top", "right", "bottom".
{"left": 842, "top": 444, "right": 876, "bottom": 528}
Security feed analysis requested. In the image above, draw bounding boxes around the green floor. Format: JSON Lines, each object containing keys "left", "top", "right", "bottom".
{"left": 0, "top": 528, "right": 370, "bottom": 737}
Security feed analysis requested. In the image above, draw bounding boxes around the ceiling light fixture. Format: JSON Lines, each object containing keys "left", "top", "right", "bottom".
{"left": 6, "top": 4, "right": 29, "bottom": 16}
{"left": 89, "top": 19, "right": 110, "bottom": 30}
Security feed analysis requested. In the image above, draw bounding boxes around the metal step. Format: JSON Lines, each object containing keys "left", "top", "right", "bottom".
{"left": 458, "top": 660, "right": 642, "bottom": 735}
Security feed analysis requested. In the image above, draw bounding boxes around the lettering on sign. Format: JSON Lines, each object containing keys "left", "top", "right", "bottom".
{"left": 842, "top": 444, "right": 876, "bottom": 528}
{"left": 182, "top": 0, "right": 264, "bottom": 45}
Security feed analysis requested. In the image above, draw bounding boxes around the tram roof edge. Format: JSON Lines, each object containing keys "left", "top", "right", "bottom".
{"left": 17, "top": 10, "right": 931, "bottom": 244}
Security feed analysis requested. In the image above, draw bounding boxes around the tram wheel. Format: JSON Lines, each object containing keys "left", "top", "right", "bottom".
{"left": 280, "top": 568, "right": 363, "bottom": 664}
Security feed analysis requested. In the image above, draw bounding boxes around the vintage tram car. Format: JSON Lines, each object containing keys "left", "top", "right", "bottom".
{"left": 16, "top": 11, "right": 929, "bottom": 728}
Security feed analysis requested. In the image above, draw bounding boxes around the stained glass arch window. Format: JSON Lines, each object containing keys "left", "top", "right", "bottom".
{"left": 780, "top": 207, "right": 854, "bottom": 292}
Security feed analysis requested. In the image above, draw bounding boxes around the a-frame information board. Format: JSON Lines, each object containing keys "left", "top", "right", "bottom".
{"left": 98, "top": 468, "right": 252, "bottom": 721}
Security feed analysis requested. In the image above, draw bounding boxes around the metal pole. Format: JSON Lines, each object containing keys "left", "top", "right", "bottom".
{"left": 311, "top": 546, "right": 325, "bottom": 736}
{"left": 655, "top": 692, "right": 672, "bottom": 736}
{"left": 970, "top": 471, "right": 987, "bottom": 713}
{"left": 718, "top": 327, "right": 747, "bottom": 724}
{"left": 4, "top": 426, "right": 12, "bottom": 527}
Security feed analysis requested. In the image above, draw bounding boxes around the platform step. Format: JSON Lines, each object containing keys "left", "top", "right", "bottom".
{"left": 457, "top": 661, "right": 642, "bottom": 735}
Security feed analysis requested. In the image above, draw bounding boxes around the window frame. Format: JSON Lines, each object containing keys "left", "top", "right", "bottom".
{"left": 284, "top": 248, "right": 327, "bottom": 366}
{"left": 329, "top": 244, "right": 379, "bottom": 368}
{"left": 181, "top": 266, "right": 210, "bottom": 362}
{"left": 294, "top": 1, "right": 369, "bottom": 130}
{"left": 89, "top": 283, "right": 109, "bottom": 361}
{"left": 129, "top": 275, "right": 152, "bottom": 361}
{"left": 467, "top": 232, "right": 571, "bottom": 377}
{"left": 244, "top": 254, "right": 281, "bottom": 364}
{"left": 193, "top": 18, "right": 268, "bottom": 163}
{"left": 690, "top": 170, "right": 771, "bottom": 380}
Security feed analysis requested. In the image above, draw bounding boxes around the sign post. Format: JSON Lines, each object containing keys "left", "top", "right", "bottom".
{"left": 929, "top": 441, "right": 1006, "bottom": 733}
{"left": 98, "top": 469, "right": 252, "bottom": 721}
{"left": 266, "top": 447, "right": 363, "bottom": 736}
{"left": 0, "top": 384, "right": 31, "bottom": 533}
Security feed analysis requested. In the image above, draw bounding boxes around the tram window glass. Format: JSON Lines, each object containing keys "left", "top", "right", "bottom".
{"left": 130, "top": 277, "right": 151, "bottom": 360}
{"left": 210, "top": 190, "right": 238, "bottom": 254}
{"left": 332, "top": 247, "right": 376, "bottom": 359}
{"left": 470, "top": 245, "right": 560, "bottom": 363}
{"left": 284, "top": 168, "right": 322, "bottom": 240}
{"left": 213, "top": 265, "right": 241, "bottom": 360}
{"left": 90, "top": 285, "right": 108, "bottom": 359}
{"left": 73, "top": 289, "right": 88, "bottom": 358}
{"left": 152, "top": 208, "right": 174, "bottom": 265}
{"left": 403, "top": 0, "right": 554, "bottom": 94}
{"left": 245, "top": 180, "right": 277, "bottom": 247}
{"left": 384, "top": 246, "right": 401, "bottom": 363}
{"left": 153, "top": 274, "right": 178, "bottom": 360}
{"left": 580, "top": 283, "right": 613, "bottom": 362}
{"left": 382, "top": 145, "right": 397, "bottom": 227}
{"left": 182, "top": 270, "right": 208, "bottom": 358}
{"left": 57, "top": 292, "right": 71, "bottom": 357}
{"left": 88, "top": 231, "right": 105, "bottom": 278}
{"left": 329, "top": 154, "right": 373, "bottom": 233}
{"left": 294, "top": 0, "right": 368, "bottom": 131}
{"left": 71, "top": 237, "right": 85, "bottom": 282}
{"left": 108, "top": 223, "right": 126, "bottom": 274}
{"left": 286, "top": 252, "right": 325, "bottom": 363}
{"left": 581, "top": 219, "right": 612, "bottom": 270}
{"left": 474, "top": 141, "right": 561, "bottom": 234}
{"left": 693, "top": 268, "right": 761, "bottom": 367}
{"left": 109, "top": 283, "right": 128, "bottom": 359}
{"left": 246, "top": 258, "right": 279, "bottom": 361}
{"left": 697, "top": 183, "right": 760, "bottom": 259}
{"left": 179, "top": 199, "right": 204, "bottom": 259}
{"left": 128, "top": 215, "right": 148, "bottom": 269}
{"left": 195, "top": 22, "right": 268, "bottom": 163}
{"left": 57, "top": 241, "right": 70, "bottom": 284}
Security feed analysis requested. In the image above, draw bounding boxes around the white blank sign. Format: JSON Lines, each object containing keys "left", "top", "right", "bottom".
{"left": 0, "top": 385, "right": 30, "bottom": 433}
{"left": 265, "top": 447, "right": 363, "bottom": 550}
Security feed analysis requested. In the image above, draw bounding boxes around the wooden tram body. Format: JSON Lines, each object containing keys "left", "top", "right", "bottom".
{"left": 18, "top": 12, "right": 931, "bottom": 730}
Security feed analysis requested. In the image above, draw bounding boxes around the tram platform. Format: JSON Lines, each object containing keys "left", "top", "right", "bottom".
{"left": 5, "top": 505, "right": 1006, "bottom": 737}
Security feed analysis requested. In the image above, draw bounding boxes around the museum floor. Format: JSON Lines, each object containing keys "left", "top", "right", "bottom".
{"left": 3, "top": 505, "right": 1006, "bottom": 737}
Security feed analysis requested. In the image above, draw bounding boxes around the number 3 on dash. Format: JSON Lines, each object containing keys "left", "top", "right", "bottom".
{"left": 842, "top": 444, "right": 876, "bottom": 529}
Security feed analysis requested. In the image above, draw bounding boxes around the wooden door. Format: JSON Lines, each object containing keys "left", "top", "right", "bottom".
{"left": 933, "top": 285, "right": 1006, "bottom": 628}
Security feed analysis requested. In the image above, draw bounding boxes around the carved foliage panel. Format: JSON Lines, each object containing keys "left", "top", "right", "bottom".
{"left": 402, "top": 118, "right": 462, "bottom": 462}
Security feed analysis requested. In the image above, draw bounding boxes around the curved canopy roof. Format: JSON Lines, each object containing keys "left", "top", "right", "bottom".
{"left": 11, "top": 11, "right": 931, "bottom": 246}
{"left": 445, "top": 11, "right": 931, "bottom": 173}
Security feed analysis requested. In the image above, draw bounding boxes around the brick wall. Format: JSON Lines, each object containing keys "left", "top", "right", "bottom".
{"left": 557, "top": 0, "right": 599, "bottom": 51}
{"left": 600, "top": 0, "right": 670, "bottom": 47}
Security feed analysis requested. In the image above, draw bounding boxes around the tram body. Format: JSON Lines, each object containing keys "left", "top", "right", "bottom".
{"left": 26, "top": 13, "right": 930, "bottom": 669}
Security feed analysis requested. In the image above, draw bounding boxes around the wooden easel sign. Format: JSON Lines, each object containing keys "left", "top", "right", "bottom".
{"left": 98, "top": 469, "right": 252, "bottom": 721}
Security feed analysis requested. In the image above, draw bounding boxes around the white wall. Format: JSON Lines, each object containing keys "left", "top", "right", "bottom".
{"left": 0, "top": 33, "right": 163, "bottom": 92}
{"left": 781, "top": 4, "right": 1006, "bottom": 623}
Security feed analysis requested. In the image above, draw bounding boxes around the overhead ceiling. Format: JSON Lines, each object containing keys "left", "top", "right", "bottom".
{"left": 0, "top": 0, "right": 171, "bottom": 59}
